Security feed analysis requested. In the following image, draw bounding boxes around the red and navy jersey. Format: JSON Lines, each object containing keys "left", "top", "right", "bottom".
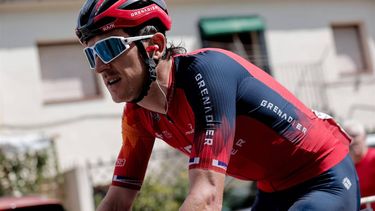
{"left": 112, "top": 48, "right": 351, "bottom": 192}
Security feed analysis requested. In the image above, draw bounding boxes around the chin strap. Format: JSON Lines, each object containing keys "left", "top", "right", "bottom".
{"left": 131, "top": 41, "right": 157, "bottom": 103}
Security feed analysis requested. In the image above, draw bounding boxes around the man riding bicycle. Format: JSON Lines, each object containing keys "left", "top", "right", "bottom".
{"left": 75, "top": 0, "right": 360, "bottom": 210}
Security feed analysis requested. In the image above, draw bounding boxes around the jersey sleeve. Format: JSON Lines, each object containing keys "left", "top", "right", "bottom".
{"left": 112, "top": 104, "right": 155, "bottom": 190}
{"left": 179, "top": 52, "right": 239, "bottom": 174}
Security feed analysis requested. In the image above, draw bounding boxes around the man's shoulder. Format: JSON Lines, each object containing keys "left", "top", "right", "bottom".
{"left": 174, "top": 48, "right": 246, "bottom": 74}
{"left": 123, "top": 103, "right": 152, "bottom": 120}
{"left": 178, "top": 48, "right": 227, "bottom": 56}
{"left": 175, "top": 48, "right": 235, "bottom": 62}
{"left": 121, "top": 103, "right": 156, "bottom": 134}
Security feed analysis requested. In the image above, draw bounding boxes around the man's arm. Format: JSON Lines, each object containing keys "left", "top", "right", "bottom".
{"left": 180, "top": 169, "right": 225, "bottom": 211}
{"left": 97, "top": 186, "right": 139, "bottom": 211}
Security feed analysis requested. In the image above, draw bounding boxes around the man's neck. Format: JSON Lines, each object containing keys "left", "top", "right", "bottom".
{"left": 137, "top": 58, "right": 173, "bottom": 114}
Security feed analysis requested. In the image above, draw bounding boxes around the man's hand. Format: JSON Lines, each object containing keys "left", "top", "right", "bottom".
{"left": 97, "top": 186, "right": 138, "bottom": 211}
{"left": 180, "top": 169, "right": 225, "bottom": 211}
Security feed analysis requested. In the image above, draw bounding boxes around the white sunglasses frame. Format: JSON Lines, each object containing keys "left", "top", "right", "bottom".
{"left": 83, "top": 34, "right": 154, "bottom": 69}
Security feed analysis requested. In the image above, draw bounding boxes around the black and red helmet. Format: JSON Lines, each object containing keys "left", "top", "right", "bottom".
{"left": 76, "top": 0, "right": 172, "bottom": 43}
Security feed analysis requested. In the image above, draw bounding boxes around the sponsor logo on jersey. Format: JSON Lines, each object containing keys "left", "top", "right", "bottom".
{"left": 195, "top": 73, "right": 218, "bottom": 147}
{"left": 342, "top": 177, "right": 352, "bottom": 190}
{"left": 231, "top": 139, "right": 247, "bottom": 155}
{"left": 194, "top": 73, "right": 215, "bottom": 128}
{"left": 115, "top": 159, "right": 126, "bottom": 167}
{"left": 184, "top": 145, "right": 192, "bottom": 154}
{"left": 204, "top": 129, "right": 215, "bottom": 145}
{"left": 236, "top": 139, "right": 246, "bottom": 147}
{"left": 185, "top": 123, "right": 194, "bottom": 135}
{"left": 231, "top": 149, "right": 238, "bottom": 155}
{"left": 260, "top": 99, "right": 308, "bottom": 136}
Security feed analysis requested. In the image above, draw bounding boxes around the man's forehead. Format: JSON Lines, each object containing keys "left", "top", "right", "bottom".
{"left": 87, "top": 29, "right": 129, "bottom": 46}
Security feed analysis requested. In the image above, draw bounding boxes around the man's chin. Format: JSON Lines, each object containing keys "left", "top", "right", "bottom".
{"left": 111, "top": 95, "right": 125, "bottom": 103}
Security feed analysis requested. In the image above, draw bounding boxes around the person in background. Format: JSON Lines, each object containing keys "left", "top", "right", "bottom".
{"left": 343, "top": 120, "right": 375, "bottom": 210}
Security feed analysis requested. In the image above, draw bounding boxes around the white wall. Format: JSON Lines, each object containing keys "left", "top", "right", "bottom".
{"left": 0, "top": 4, "right": 124, "bottom": 171}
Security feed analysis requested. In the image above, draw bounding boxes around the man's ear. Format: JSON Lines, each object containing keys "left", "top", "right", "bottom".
{"left": 149, "top": 32, "right": 166, "bottom": 59}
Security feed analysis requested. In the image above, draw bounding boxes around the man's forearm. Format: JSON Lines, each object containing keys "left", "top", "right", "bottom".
{"left": 179, "top": 191, "right": 223, "bottom": 211}
{"left": 180, "top": 169, "right": 225, "bottom": 211}
{"left": 96, "top": 186, "right": 138, "bottom": 211}
{"left": 97, "top": 198, "right": 121, "bottom": 211}
{"left": 96, "top": 195, "right": 132, "bottom": 211}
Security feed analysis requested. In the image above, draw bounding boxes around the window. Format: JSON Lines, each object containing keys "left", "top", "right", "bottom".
{"left": 332, "top": 22, "right": 372, "bottom": 75}
{"left": 199, "top": 16, "right": 271, "bottom": 74}
{"left": 38, "top": 41, "right": 102, "bottom": 104}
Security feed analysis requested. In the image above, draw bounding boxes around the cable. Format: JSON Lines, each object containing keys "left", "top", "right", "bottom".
{"left": 156, "top": 79, "right": 169, "bottom": 114}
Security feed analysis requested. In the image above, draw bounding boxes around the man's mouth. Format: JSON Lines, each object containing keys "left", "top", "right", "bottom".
{"left": 107, "top": 77, "right": 121, "bottom": 86}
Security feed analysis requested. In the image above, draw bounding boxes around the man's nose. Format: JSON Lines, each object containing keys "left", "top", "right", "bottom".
{"left": 94, "top": 56, "right": 108, "bottom": 74}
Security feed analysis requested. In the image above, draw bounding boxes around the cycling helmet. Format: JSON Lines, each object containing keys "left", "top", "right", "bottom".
{"left": 76, "top": 0, "right": 172, "bottom": 43}
{"left": 76, "top": 0, "right": 172, "bottom": 103}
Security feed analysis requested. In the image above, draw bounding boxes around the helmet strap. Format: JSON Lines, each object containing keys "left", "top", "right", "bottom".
{"left": 131, "top": 41, "right": 158, "bottom": 103}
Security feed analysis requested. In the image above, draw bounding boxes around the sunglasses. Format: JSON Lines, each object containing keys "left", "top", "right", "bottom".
{"left": 83, "top": 34, "right": 154, "bottom": 69}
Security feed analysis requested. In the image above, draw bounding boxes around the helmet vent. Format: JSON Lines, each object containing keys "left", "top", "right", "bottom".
{"left": 96, "top": 0, "right": 119, "bottom": 15}
{"left": 79, "top": 0, "right": 99, "bottom": 26}
{"left": 120, "top": 0, "right": 152, "bottom": 10}
{"left": 95, "top": 16, "right": 116, "bottom": 28}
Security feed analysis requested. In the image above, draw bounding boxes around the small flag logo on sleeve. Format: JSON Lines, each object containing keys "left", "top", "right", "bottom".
{"left": 212, "top": 159, "right": 227, "bottom": 170}
{"left": 189, "top": 157, "right": 200, "bottom": 166}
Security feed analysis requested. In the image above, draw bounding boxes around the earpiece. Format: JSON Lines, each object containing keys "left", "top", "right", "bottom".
{"left": 146, "top": 45, "right": 159, "bottom": 52}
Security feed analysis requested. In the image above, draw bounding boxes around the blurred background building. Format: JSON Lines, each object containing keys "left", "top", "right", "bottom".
{"left": 0, "top": 0, "right": 374, "bottom": 210}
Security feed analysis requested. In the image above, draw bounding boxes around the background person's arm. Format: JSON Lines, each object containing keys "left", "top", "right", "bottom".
{"left": 97, "top": 186, "right": 138, "bottom": 211}
{"left": 180, "top": 169, "right": 225, "bottom": 211}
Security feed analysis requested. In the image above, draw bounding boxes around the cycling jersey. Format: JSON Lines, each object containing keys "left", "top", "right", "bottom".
{"left": 112, "top": 48, "right": 351, "bottom": 192}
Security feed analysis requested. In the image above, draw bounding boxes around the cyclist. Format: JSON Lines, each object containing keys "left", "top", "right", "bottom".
{"left": 75, "top": 0, "right": 360, "bottom": 210}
